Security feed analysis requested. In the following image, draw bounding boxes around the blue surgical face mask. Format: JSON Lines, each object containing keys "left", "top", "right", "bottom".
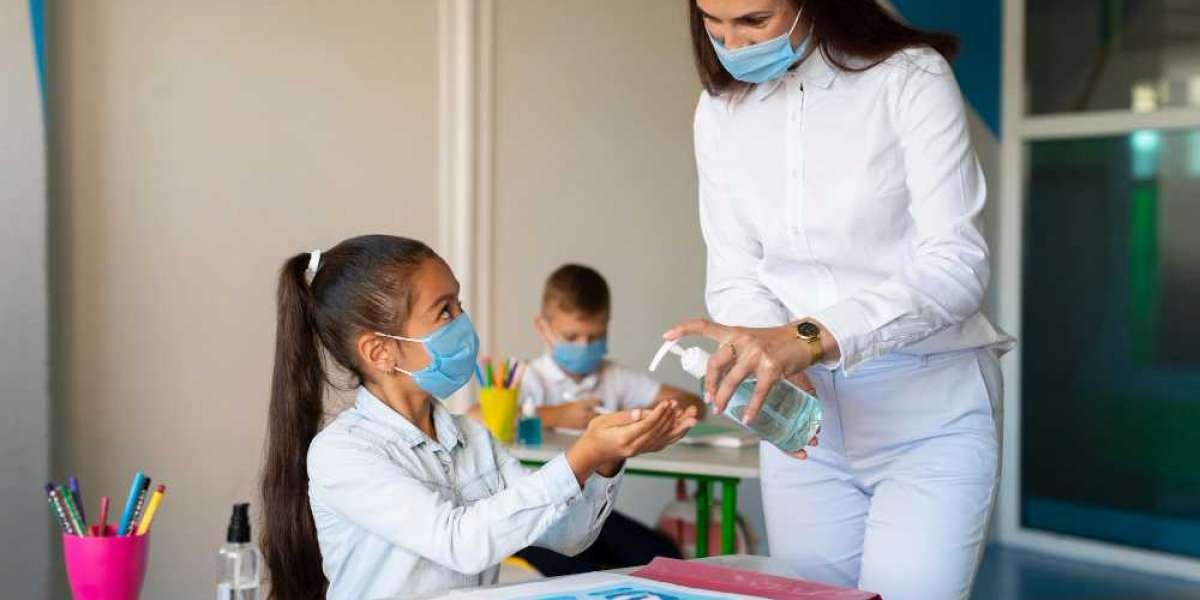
{"left": 708, "top": 8, "right": 812, "bottom": 84}
{"left": 376, "top": 312, "right": 480, "bottom": 399}
{"left": 553, "top": 338, "right": 608, "bottom": 376}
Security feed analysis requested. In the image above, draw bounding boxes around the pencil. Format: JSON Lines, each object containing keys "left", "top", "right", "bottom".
{"left": 98, "top": 496, "right": 110, "bottom": 536}
{"left": 128, "top": 477, "right": 152, "bottom": 535}
{"left": 136, "top": 485, "right": 166, "bottom": 535}
{"left": 69, "top": 476, "right": 87, "bottom": 524}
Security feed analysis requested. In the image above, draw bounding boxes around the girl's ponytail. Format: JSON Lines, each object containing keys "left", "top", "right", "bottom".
{"left": 261, "top": 253, "right": 328, "bottom": 600}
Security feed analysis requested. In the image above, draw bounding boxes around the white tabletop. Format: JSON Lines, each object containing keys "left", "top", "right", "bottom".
{"left": 507, "top": 431, "right": 760, "bottom": 480}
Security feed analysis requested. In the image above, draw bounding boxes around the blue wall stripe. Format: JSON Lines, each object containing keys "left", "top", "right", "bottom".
{"left": 29, "top": 0, "right": 46, "bottom": 107}
{"left": 891, "top": 0, "right": 1002, "bottom": 136}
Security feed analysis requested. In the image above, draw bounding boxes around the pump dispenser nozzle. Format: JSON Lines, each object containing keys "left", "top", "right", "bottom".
{"left": 649, "top": 340, "right": 711, "bottom": 379}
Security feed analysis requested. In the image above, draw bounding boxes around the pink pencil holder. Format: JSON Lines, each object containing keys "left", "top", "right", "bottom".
{"left": 62, "top": 528, "right": 150, "bottom": 600}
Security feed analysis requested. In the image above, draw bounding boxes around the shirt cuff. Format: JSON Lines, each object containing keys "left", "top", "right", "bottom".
{"left": 584, "top": 463, "right": 624, "bottom": 501}
{"left": 540, "top": 454, "right": 584, "bottom": 507}
{"left": 812, "top": 299, "right": 871, "bottom": 372}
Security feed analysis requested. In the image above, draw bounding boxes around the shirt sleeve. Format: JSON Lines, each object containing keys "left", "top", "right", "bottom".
{"left": 307, "top": 433, "right": 586, "bottom": 575}
{"left": 612, "top": 364, "right": 663, "bottom": 410}
{"left": 695, "top": 92, "right": 792, "bottom": 328}
{"left": 813, "top": 52, "right": 990, "bottom": 371}
{"left": 495, "top": 437, "right": 622, "bottom": 556}
{"left": 517, "top": 364, "right": 550, "bottom": 407}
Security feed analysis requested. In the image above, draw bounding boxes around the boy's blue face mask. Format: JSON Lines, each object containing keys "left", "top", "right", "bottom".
{"left": 376, "top": 312, "right": 480, "bottom": 399}
{"left": 708, "top": 8, "right": 812, "bottom": 84}
{"left": 553, "top": 338, "right": 608, "bottom": 376}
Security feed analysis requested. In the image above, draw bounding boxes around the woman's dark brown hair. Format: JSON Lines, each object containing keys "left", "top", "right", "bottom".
{"left": 260, "top": 234, "right": 438, "bottom": 599}
{"left": 688, "top": 0, "right": 960, "bottom": 97}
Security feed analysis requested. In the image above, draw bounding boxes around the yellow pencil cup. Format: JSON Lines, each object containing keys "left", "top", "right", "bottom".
{"left": 479, "top": 387, "right": 518, "bottom": 444}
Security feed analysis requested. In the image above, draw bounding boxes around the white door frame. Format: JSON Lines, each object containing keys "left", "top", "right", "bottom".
{"left": 438, "top": 0, "right": 495, "bottom": 411}
{"left": 994, "top": 0, "right": 1200, "bottom": 580}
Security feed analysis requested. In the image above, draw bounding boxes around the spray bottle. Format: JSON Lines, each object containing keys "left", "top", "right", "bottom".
{"left": 217, "top": 503, "right": 261, "bottom": 600}
{"left": 650, "top": 340, "right": 821, "bottom": 453}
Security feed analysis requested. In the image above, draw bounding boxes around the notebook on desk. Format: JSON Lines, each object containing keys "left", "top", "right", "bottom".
{"left": 633, "top": 557, "right": 882, "bottom": 600}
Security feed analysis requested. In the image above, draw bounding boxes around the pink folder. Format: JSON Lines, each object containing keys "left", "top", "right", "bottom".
{"left": 632, "top": 557, "right": 882, "bottom": 600}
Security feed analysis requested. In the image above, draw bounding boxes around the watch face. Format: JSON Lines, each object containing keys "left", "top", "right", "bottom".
{"left": 797, "top": 321, "right": 820, "bottom": 338}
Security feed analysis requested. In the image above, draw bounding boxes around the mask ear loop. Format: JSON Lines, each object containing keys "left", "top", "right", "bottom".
{"left": 785, "top": 5, "right": 805, "bottom": 39}
{"left": 375, "top": 332, "right": 424, "bottom": 377}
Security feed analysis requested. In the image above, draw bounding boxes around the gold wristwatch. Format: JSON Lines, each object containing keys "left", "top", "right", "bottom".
{"left": 795, "top": 320, "right": 824, "bottom": 363}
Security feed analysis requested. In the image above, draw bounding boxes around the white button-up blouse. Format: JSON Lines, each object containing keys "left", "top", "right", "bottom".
{"left": 695, "top": 46, "right": 1013, "bottom": 370}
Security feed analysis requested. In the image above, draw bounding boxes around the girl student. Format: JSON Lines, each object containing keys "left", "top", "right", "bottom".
{"left": 260, "top": 235, "right": 697, "bottom": 599}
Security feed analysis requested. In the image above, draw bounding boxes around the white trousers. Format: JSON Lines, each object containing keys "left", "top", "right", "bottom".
{"left": 762, "top": 349, "right": 1002, "bottom": 600}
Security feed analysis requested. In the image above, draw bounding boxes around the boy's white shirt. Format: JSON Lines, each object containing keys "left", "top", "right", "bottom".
{"left": 519, "top": 354, "right": 664, "bottom": 413}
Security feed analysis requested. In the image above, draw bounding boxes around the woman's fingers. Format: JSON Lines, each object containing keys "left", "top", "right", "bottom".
{"left": 712, "top": 353, "right": 755, "bottom": 415}
{"left": 663, "top": 318, "right": 730, "bottom": 343}
{"left": 791, "top": 449, "right": 809, "bottom": 460}
{"left": 703, "top": 341, "right": 736, "bottom": 406}
{"left": 740, "top": 356, "right": 783, "bottom": 424}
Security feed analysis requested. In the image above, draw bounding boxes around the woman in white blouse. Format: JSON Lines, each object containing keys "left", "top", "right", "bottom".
{"left": 664, "top": 1, "right": 1014, "bottom": 599}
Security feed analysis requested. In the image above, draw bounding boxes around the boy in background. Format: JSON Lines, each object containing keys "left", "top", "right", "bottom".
{"left": 514, "top": 264, "right": 704, "bottom": 575}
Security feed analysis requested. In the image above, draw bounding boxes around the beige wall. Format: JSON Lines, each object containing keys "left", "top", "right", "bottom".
{"left": 49, "top": 1, "right": 440, "bottom": 596}
{"left": 1, "top": 3, "right": 50, "bottom": 596}
{"left": 488, "top": 0, "right": 773, "bottom": 540}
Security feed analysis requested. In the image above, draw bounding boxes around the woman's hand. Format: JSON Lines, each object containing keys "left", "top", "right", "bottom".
{"left": 663, "top": 319, "right": 823, "bottom": 459}
{"left": 565, "top": 401, "right": 698, "bottom": 481}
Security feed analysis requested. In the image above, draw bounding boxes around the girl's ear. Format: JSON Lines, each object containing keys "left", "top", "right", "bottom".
{"left": 356, "top": 332, "right": 397, "bottom": 377}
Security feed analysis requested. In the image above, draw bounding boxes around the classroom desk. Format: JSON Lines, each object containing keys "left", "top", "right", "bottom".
{"left": 507, "top": 431, "right": 760, "bottom": 557}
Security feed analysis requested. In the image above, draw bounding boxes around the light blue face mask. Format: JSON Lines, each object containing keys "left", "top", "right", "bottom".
{"left": 708, "top": 8, "right": 812, "bottom": 84}
{"left": 377, "top": 312, "right": 480, "bottom": 399}
{"left": 553, "top": 338, "right": 608, "bottom": 376}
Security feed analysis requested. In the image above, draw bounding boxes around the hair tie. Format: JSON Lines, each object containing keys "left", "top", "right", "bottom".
{"left": 305, "top": 249, "right": 322, "bottom": 284}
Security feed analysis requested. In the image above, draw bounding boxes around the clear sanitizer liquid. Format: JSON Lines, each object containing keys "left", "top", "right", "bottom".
{"left": 218, "top": 503, "right": 261, "bottom": 600}
{"left": 650, "top": 340, "right": 821, "bottom": 453}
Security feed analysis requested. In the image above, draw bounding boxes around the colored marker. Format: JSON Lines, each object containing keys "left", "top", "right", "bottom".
{"left": 58, "top": 485, "right": 87, "bottom": 536}
{"left": 69, "top": 476, "right": 87, "bottom": 524}
{"left": 496, "top": 360, "right": 506, "bottom": 392}
{"left": 116, "top": 471, "right": 146, "bottom": 536}
{"left": 474, "top": 363, "right": 485, "bottom": 387}
{"left": 512, "top": 362, "right": 527, "bottom": 390}
{"left": 509, "top": 359, "right": 521, "bottom": 388}
{"left": 136, "top": 485, "right": 166, "bottom": 535}
{"left": 484, "top": 359, "right": 495, "bottom": 388}
{"left": 45, "top": 483, "right": 72, "bottom": 534}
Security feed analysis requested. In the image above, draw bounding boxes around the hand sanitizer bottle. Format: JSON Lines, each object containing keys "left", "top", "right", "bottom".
{"left": 517, "top": 398, "right": 543, "bottom": 446}
{"left": 650, "top": 340, "right": 821, "bottom": 453}
{"left": 217, "top": 503, "right": 261, "bottom": 600}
